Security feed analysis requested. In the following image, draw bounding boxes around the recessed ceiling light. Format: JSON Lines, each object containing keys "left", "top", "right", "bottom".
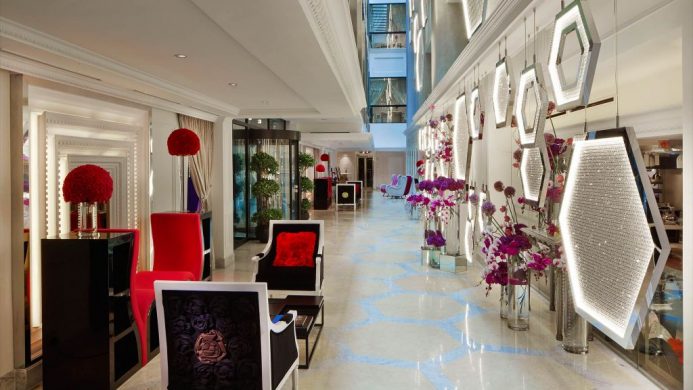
{"left": 173, "top": 54, "right": 187, "bottom": 58}
{"left": 229, "top": 82, "right": 238, "bottom": 87}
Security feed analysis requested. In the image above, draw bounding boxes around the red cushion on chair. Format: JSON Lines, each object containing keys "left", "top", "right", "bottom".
{"left": 273, "top": 232, "right": 317, "bottom": 267}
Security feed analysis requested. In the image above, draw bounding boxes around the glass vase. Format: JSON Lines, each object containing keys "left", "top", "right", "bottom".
{"left": 500, "top": 284, "right": 509, "bottom": 319}
{"left": 555, "top": 268, "right": 564, "bottom": 341}
{"left": 562, "top": 270, "right": 589, "bottom": 353}
{"left": 77, "top": 202, "right": 99, "bottom": 239}
{"left": 507, "top": 259, "right": 530, "bottom": 331}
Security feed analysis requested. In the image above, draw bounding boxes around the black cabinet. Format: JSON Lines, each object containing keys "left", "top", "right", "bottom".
{"left": 42, "top": 233, "right": 140, "bottom": 389}
{"left": 314, "top": 178, "right": 332, "bottom": 210}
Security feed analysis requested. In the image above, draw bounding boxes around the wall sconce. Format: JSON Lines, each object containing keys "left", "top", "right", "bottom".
{"left": 559, "top": 128, "right": 670, "bottom": 349}
{"left": 547, "top": 0, "right": 601, "bottom": 111}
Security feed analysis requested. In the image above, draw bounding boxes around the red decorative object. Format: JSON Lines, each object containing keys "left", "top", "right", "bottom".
{"left": 316, "top": 164, "right": 326, "bottom": 173}
{"left": 167, "top": 128, "right": 200, "bottom": 156}
{"left": 320, "top": 153, "right": 329, "bottom": 162}
{"left": 273, "top": 232, "right": 317, "bottom": 267}
{"left": 62, "top": 164, "right": 113, "bottom": 203}
{"left": 416, "top": 160, "right": 424, "bottom": 167}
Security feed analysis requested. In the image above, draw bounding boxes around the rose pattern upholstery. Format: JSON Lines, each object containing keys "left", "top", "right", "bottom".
{"left": 161, "top": 290, "right": 263, "bottom": 389}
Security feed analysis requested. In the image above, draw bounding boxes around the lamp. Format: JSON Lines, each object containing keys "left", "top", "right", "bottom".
{"left": 493, "top": 57, "right": 514, "bottom": 128}
{"left": 547, "top": 0, "right": 601, "bottom": 111}
{"left": 514, "top": 64, "right": 548, "bottom": 147}
{"left": 559, "top": 128, "right": 670, "bottom": 349}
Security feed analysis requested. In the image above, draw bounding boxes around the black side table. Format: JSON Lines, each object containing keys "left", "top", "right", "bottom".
{"left": 279, "top": 295, "right": 324, "bottom": 368}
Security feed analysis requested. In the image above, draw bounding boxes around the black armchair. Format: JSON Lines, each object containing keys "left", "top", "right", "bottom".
{"left": 252, "top": 220, "right": 325, "bottom": 298}
{"left": 154, "top": 281, "right": 299, "bottom": 390}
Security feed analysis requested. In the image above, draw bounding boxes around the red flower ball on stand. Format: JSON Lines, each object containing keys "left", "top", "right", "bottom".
{"left": 319, "top": 153, "right": 329, "bottom": 162}
{"left": 315, "top": 164, "right": 326, "bottom": 173}
{"left": 63, "top": 164, "right": 113, "bottom": 203}
{"left": 167, "top": 128, "right": 200, "bottom": 156}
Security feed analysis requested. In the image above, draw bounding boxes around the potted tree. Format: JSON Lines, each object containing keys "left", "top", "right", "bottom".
{"left": 250, "top": 151, "right": 282, "bottom": 243}
{"left": 298, "top": 152, "right": 315, "bottom": 220}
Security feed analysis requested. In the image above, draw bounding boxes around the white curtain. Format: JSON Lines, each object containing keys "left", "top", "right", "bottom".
{"left": 178, "top": 114, "right": 214, "bottom": 212}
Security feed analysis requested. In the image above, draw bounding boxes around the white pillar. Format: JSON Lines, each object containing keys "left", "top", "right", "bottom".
{"left": 682, "top": 0, "right": 693, "bottom": 384}
{"left": 210, "top": 117, "right": 234, "bottom": 268}
{"left": 0, "top": 69, "right": 15, "bottom": 378}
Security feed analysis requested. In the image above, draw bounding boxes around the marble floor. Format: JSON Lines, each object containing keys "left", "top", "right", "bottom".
{"left": 121, "top": 190, "right": 657, "bottom": 389}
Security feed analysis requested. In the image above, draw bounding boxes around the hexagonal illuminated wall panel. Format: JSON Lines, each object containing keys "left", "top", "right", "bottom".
{"left": 548, "top": 0, "right": 601, "bottom": 111}
{"left": 515, "top": 64, "right": 548, "bottom": 147}
{"left": 453, "top": 93, "right": 472, "bottom": 180}
{"left": 462, "top": 0, "right": 488, "bottom": 39}
{"left": 477, "top": 190, "right": 487, "bottom": 232}
{"left": 493, "top": 58, "right": 514, "bottom": 128}
{"left": 468, "top": 86, "right": 483, "bottom": 140}
{"left": 559, "top": 128, "right": 670, "bottom": 349}
{"left": 520, "top": 139, "right": 549, "bottom": 206}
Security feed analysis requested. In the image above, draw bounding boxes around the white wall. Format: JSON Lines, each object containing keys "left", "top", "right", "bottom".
{"left": 374, "top": 151, "right": 406, "bottom": 187}
{"left": 0, "top": 69, "right": 15, "bottom": 378}
{"left": 150, "top": 109, "right": 179, "bottom": 213}
{"left": 337, "top": 152, "right": 357, "bottom": 180}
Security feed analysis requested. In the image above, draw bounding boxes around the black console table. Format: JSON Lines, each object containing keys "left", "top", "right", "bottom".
{"left": 42, "top": 232, "right": 140, "bottom": 389}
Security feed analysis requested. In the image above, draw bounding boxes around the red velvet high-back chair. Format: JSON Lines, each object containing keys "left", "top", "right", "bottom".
{"left": 131, "top": 212, "right": 204, "bottom": 364}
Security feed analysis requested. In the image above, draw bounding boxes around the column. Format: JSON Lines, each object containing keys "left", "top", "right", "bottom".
{"left": 210, "top": 117, "right": 234, "bottom": 268}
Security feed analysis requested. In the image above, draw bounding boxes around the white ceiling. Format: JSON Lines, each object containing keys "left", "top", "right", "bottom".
{"left": 0, "top": 0, "right": 367, "bottom": 132}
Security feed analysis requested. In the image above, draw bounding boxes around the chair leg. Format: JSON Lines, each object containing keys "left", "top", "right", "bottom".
{"left": 292, "top": 367, "right": 299, "bottom": 390}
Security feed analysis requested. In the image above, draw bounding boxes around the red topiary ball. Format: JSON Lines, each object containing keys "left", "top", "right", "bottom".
{"left": 167, "top": 128, "right": 200, "bottom": 156}
{"left": 320, "top": 153, "right": 329, "bottom": 162}
{"left": 315, "top": 164, "right": 326, "bottom": 173}
{"left": 62, "top": 164, "right": 113, "bottom": 203}
{"left": 416, "top": 159, "right": 424, "bottom": 167}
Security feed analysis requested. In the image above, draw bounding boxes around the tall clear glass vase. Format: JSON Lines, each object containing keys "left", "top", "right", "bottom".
{"left": 507, "top": 258, "right": 530, "bottom": 331}
{"left": 500, "top": 284, "right": 509, "bottom": 319}
{"left": 562, "top": 270, "right": 589, "bottom": 353}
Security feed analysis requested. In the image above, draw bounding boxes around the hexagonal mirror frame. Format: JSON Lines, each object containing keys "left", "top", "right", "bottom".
{"left": 468, "top": 86, "right": 483, "bottom": 140}
{"left": 548, "top": 0, "right": 601, "bottom": 112}
{"left": 559, "top": 127, "right": 670, "bottom": 350}
{"left": 462, "top": 0, "right": 488, "bottom": 39}
{"left": 453, "top": 93, "right": 473, "bottom": 181}
{"left": 519, "top": 137, "right": 550, "bottom": 207}
{"left": 515, "top": 64, "right": 548, "bottom": 148}
{"left": 493, "top": 57, "right": 514, "bottom": 128}
{"left": 464, "top": 186, "right": 477, "bottom": 264}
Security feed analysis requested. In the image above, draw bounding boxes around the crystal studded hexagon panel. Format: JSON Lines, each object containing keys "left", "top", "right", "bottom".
{"left": 468, "top": 87, "right": 483, "bottom": 140}
{"left": 548, "top": 0, "right": 601, "bottom": 111}
{"left": 462, "top": 0, "right": 487, "bottom": 39}
{"left": 560, "top": 135, "right": 656, "bottom": 348}
{"left": 493, "top": 58, "right": 513, "bottom": 128}
{"left": 453, "top": 94, "right": 472, "bottom": 180}
{"left": 515, "top": 64, "right": 548, "bottom": 147}
{"left": 520, "top": 143, "right": 548, "bottom": 205}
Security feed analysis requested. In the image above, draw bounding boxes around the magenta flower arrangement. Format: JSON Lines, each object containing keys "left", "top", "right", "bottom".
{"left": 425, "top": 230, "right": 446, "bottom": 248}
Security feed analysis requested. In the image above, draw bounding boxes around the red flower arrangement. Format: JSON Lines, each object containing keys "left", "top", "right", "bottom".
{"left": 315, "top": 164, "right": 326, "bottom": 173}
{"left": 319, "top": 153, "right": 329, "bottom": 162}
{"left": 62, "top": 164, "right": 113, "bottom": 203}
{"left": 167, "top": 128, "right": 200, "bottom": 156}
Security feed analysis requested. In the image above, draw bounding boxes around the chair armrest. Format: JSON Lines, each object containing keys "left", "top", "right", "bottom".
{"left": 251, "top": 252, "right": 266, "bottom": 262}
{"left": 269, "top": 310, "right": 299, "bottom": 389}
{"left": 270, "top": 310, "right": 296, "bottom": 334}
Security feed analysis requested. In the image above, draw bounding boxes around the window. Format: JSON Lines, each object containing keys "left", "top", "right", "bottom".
{"left": 369, "top": 77, "right": 406, "bottom": 123}
{"left": 368, "top": 4, "right": 406, "bottom": 49}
